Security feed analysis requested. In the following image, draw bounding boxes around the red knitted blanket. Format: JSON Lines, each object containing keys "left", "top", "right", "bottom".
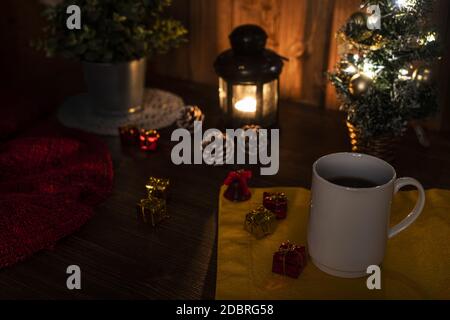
{"left": 0, "top": 91, "right": 113, "bottom": 268}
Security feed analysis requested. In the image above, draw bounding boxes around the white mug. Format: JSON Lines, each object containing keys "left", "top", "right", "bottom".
{"left": 307, "top": 153, "right": 425, "bottom": 278}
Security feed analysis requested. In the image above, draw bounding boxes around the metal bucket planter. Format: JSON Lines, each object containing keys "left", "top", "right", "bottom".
{"left": 83, "top": 58, "right": 147, "bottom": 117}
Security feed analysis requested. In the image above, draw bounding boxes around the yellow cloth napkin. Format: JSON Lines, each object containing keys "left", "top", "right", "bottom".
{"left": 216, "top": 187, "right": 450, "bottom": 300}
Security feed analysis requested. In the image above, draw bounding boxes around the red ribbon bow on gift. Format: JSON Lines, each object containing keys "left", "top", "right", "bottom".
{"left": 223, "top": 170, "right": 252, "bottom": 201}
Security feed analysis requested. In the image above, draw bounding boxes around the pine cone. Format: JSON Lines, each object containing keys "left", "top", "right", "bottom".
{"left": 176, "top": 106, "right": 205, "bottom": 132}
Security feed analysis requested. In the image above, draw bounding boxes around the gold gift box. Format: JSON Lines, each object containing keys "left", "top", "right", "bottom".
{"left": 137, "top": 197, "right": 169, "bottom": 227}
{"left": 244, "top": 206, "right": 276, "bottom": 239}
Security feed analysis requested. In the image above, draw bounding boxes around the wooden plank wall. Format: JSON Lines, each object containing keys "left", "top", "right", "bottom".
{"left": 217, "top": 0, "right": 309, "bottom": 100}
{"left": 324, "top": 0, "right": 361, "bottom": 110}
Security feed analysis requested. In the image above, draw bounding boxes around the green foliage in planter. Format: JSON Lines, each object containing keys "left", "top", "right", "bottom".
{"left": 35, "top": 0, "right": 187, "bottom": 63}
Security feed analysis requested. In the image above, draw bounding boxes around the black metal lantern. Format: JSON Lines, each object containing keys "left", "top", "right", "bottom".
{"left": 214, "top": 25, "right": 285, "bottom": 128}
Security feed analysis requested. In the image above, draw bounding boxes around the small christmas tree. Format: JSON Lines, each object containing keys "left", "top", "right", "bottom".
{"left": 329, "top": 0, "right": 441, "bottom": 143}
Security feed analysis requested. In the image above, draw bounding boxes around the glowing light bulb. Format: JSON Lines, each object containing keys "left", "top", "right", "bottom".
{"left": 418, "top": 32, "right": 437, "bottom": 46}
{"left": 361, "top": 59, "right": 383, "bottom": 79}
{"left": 398, "top": 68, "right": 411, "bottom": 80}
{"left": 399, "top": 69, "right": 409, "bottom": 75}
{"left": 344, "top": 65, "right": 357, "bottom": 74}
{"left": 426, "top": 33, "right": 437, "bottom": 43}
{"left": 396, "top": 0, "right": 416, "bottom": 10}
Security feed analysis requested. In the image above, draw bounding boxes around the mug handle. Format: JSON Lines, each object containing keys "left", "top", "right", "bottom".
{"left": 388, "top": 178, "right": 426, "bottom": 239}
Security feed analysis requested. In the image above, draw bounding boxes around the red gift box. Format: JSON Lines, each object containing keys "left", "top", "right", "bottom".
{"left": 263, "top": 192, "right": 288, "bottom": 219}
{"left": 139, "top": 129, "right": 160, "bottom": 152}
{"left": 118, "top": 125, "right": 140, "bottom": 146}
{"left": 272, "top": 242, "right": 307, "bottom": 278}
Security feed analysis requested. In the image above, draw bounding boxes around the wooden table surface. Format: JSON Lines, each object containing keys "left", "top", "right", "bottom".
{"left": 1, "top": 78, "right": 449, "bottom": 299}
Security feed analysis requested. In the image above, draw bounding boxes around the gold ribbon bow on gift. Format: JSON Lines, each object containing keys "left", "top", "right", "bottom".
{"left": 146, "top": 177, "right": 170, "bottom": 199}
{"left": 277, "top": 241, "right": 304, "bottom": 276}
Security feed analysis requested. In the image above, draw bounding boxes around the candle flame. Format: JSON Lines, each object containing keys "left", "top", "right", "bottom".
{"left": 235, "top": 97, "right": 257, "bottom": 113}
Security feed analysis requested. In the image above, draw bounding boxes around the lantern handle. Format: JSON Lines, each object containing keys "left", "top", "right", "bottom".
{"left": 278, "top": 54, "right": 289, "bottom": 62}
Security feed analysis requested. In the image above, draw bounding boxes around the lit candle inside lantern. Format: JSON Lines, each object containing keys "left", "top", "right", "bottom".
{"left": 234, "top": 97, "right": 257, "bottom": 113}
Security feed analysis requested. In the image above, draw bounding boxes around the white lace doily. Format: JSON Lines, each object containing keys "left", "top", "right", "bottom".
{"left": 58, "top": 88, "right": 185, "bottom": 136}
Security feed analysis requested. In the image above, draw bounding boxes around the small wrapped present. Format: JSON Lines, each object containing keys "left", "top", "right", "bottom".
{"left": 244, "top": 206, "right": 276, "bottom": 239}
{"left": 263, "top": 192, "right": 288, "bottom": 219}
{"left": 139, "top": 129, "right": 160, "bottom": 152}
{"left": 272, "top": 241, "right": 307, "bottom": 278}
{"left": 137, "top": 197, "right": 168, "bottom": 226}
{"left": 223, "top": 170, "right": 252, "bottom": 202}
{"left": 118, "top": 124, "right": 140, "bottom": 145}
{"left": 145, "top": 177, "right": 170, "bottom": 199}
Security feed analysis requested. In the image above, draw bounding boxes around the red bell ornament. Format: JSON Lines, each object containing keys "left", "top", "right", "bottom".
{"left": 223, "top": 170, "right": 252, "bottom": 202}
